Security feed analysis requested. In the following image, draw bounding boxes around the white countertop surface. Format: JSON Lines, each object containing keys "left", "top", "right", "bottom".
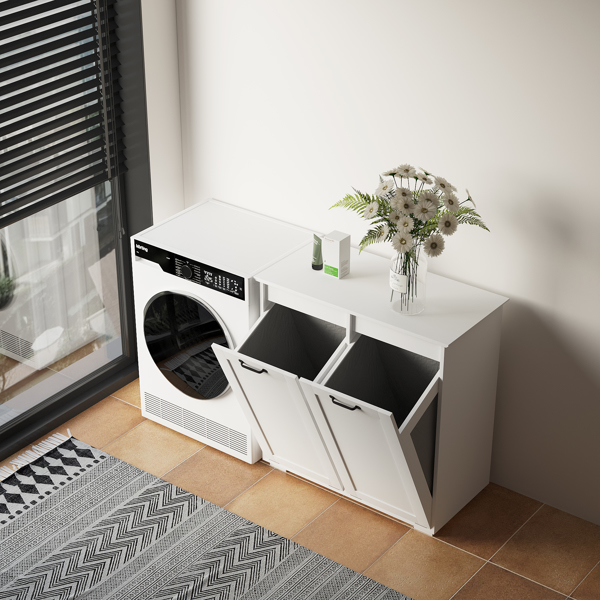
{"left": 256, "top": 243, "right": 508, "bottom": 348}
{"left": 137, "top": 200, "right": 312, "bottom": 277}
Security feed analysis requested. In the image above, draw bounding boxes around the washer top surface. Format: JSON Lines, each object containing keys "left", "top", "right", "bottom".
{"left": 137, "top": 200, "right": 311, "bottom": 276}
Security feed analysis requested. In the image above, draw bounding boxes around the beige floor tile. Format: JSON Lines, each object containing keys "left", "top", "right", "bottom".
{"left": 292, "top": 499, "right": 409, "bottom": 573}
{"left": 492, "top": 505, "right": 600, "bottom": 595}
{"left": 103, "top": 419, "right": 204, "bottom": 477}
{"left": 0, "top": 396, "right": 140, "bottom": 473}
{"left": 111, "top": 378, "right": 141, "bottom": 408}
{"left": 364, "top": 529, "right": 483, "bottom": 600}
{"left": 62, "top": 396, "right": 145, "bottom": 449}
{"left": 572, "top": 562, "right": 600, "bottom": 600}
{"left": 225, "top": 470, "right": 337, "bottom": 539}
{"left": 0, "top": 455, "right": 15, "bottom": 473}
{"left": 0, "top": 424, "right": 73, "bottom": 474}
{"left": 163, "top": 446, "right": 272, "bottom": 506}
{"left": 435, "top": 483, "right": 542, "bottom": 559}
{"left": 453, "top": 563, "right": 566, "bottom": 600}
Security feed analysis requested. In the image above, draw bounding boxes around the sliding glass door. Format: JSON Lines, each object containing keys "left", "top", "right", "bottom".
{"left": 0, "top": 181, "right": 123, "bottom": 428}
{"left": 0, "top": 0, "right": 152, "bottom": 452}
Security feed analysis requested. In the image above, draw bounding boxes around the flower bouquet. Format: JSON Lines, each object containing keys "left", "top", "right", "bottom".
{"left": 331, "top": 164, "right": 489, "bottom": 314}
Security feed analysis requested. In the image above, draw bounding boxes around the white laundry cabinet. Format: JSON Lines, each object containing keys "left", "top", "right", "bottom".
{"left": 213, "top": 245, "right": 508, "bottom": 534}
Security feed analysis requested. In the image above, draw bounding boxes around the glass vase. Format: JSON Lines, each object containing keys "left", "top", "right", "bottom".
{"left": 389, "top": 246, "right": 428, "bottom": 315}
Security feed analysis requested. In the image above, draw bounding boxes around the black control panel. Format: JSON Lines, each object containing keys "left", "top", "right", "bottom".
{"left": 134, "top": 240, "right": 245, "bottom": 301}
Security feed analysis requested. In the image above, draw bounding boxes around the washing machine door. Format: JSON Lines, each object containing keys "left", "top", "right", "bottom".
{"left": 143, "top": 292, "right": 231, "bottom": 400}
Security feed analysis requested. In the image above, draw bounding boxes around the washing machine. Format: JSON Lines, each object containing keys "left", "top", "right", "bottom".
{"left": 132, "top": 199, "right": 311, "bottom": 463}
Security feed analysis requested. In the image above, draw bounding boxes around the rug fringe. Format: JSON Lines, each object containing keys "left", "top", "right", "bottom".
{"left": 0, "top": 465, "right": 13, "bottom": 480}
{"left": 0, "top": 431, "right": 71, "bottom": 481}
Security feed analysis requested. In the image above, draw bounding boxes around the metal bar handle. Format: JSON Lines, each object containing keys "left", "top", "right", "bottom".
{"left": 330, "top": 395, "right": 361, "bottom": 411}
{"left": 239, "top": 360, "right": 268, "bottom": 375}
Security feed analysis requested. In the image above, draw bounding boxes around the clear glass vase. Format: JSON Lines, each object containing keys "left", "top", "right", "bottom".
{"left": 389, "top": 246, "right": 428, "bottom": 315}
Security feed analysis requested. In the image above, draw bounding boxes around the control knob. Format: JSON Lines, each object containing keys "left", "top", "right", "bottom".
{"left": 180, "top": 263, "right": 193, "bottom": 280}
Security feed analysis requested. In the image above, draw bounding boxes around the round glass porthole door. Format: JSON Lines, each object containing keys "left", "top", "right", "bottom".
{"left": 143, "top": 292, "right": 231, "bottom": 400}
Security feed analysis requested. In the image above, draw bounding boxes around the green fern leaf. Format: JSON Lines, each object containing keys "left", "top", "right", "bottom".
{"left": 454, "top": 206, "right": 490, "bottom": 231}
{"left": 418, "top": 218, "right": 440, "bottom": 238}
{"left": 330, "top": 190, "right": 383, "bottom": 217}
{"left": 359, "top": 226, "right": 386, "bottom": 252}
{"left": 329, "top": 194, "right": 366, "bottom": 213}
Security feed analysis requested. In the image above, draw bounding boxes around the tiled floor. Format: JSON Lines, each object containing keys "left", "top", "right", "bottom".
{"left": 2, "top": 379, "right": 600, "bottom": 600}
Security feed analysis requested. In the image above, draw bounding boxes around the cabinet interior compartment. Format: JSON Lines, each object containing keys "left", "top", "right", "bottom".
{"left": 324, "top": 335, "right": 440, "bottom": 428}
{"left": 239, "top": 304, "right": 346, "bottom": 380}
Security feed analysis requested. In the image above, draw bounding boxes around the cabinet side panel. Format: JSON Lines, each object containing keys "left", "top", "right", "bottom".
{"left": 433, "top": 308, "right": 504, "bottom": 531}
{"left": 411, "top": 394, "right": 438, "bottom": 495}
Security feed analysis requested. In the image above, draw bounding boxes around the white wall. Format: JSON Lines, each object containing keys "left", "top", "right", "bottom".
{"left": 168, "top": 0, "right": 600, "bottom": 524}
{"left": 141, "top": 0, "right": 184, "bottom": 224}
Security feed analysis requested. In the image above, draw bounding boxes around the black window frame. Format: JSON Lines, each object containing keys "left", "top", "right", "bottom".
{"left": 0, "top": 0, "right": 152, "bottom": 460}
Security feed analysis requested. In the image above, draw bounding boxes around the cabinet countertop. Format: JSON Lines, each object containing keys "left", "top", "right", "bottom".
{"left": 255, "top": 243, "right": 508, "bottom": 348}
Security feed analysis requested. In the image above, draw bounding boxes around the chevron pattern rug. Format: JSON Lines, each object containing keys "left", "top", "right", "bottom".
{"left": 0, "top": 437, "right": 411, "bottom": 600}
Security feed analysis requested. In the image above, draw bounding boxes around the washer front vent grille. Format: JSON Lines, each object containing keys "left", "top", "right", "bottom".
{"left": 206, "top": 419, "right": 228, "bottom": 447}
{"left": 145, "top": 393, "right": 161, "bottom": 415}
{"left": 144, "top": 392, "right": 248, "bottom": 455}
{"left": 229, "top": 430, "right": 248, "bottom": 455}
{"left": 182, "top": 408, "right": 206, "bottom": 438}
{"left": 0, "top": 330, "right": 34, "bottom": 360}
{"left": 162, "top": 401, "right": 183, "bottom": 425}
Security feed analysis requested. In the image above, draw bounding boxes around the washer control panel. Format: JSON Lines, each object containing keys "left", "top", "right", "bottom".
{"left": 134, "top": 241, "right": 245, "bottom": 300}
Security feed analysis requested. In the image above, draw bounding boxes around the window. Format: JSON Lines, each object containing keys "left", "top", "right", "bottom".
{"left": 1, "top": 0, "right": 123, "bottom": 224}
{"left": 0, "top": 0, "right": 151, "bottom": 454}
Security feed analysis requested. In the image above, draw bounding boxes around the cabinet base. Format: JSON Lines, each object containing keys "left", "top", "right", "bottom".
{"left": 280, "top": 469, "right": 429, "bottom": 533}
{"left": 413, "top": 522, "right": 436, "bottom": 536}
{"left": 268, "top": 460, "right": 288, "bottom": 473}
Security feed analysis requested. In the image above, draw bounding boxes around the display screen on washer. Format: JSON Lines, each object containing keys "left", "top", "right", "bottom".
{"left": 144, "top": 293, "right": 230, "bottom": 400}
{"left": 134, "top": 241, "right": 245, "bottom": 300}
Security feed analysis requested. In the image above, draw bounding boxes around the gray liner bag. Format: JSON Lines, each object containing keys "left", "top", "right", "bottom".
{"left": 325, "top": 335, "right": 440, "bottom": 427}
{"left": 239, "top": 304, "right": 345, "bottom": 380}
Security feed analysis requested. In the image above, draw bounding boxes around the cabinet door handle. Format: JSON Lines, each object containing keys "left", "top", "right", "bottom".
{"left": 330, "top": 395, "right": 361, "bottom": 411}
{"left": 239, "top": 360, "right": 268, "bottom": 375}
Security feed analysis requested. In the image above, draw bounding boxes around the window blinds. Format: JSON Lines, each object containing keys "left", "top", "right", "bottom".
{"left": 0, "top": 0, "right": 124, "bottom": 226}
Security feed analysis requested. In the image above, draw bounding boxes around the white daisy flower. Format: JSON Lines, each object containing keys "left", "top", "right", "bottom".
{"left": 363, "top": 201, "right": 379, "bottom": 219}
{"left": 424, "top": 233, "right": 445, "bottom": 257}
{"left": 399, "top": 200, "right": 416, "bottom": 215}
{"left": 415, "top": 199, "right": 437, "bottom": 222}
{"left": 388, "top": 209, "right": 403, "bottom": 225}
{"left": 418, "top": 190, "right": 440, "bottom": 209}
{"left": 378, "top": 223, "right": 390, "bottom": 240}
{"left": 375, "top": 179, "right": 395, "bottom": 197}
{"left": 392, "top": 232, "right": 414, "bottom": 254}
{"left": 466, "top": 188, "right": 476, "bottom": 207}
{"left": 397, "top": 214, "right": 414, "bottom": 233}
{"left": 397, "top": 164, "right": 416, "bottom": 178}
{"left": 396, "top": 187, "right": 412, "bottom": 202}
{"left": 433, "top": 176, "right": 456, "bottom": 194}
{"left": 438, "top": 212, "right": 458, "bottom": 236}
{"left": 442, "top": 193, "right": 460, "bottom": 212}
{"left": 389, "top": 196, "right": 403, "bottom": 211}
{"left": 397, "top": 196, "right": 416, "bottom": 215}
{"left": 416, "top": 171, "right": 433, "bottom": 184}
{"left": 381, "top": 168, "right": 398, "bottom": 177}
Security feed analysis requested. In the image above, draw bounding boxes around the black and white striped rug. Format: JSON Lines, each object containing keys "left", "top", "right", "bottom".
{"left": 0, "top": 437, "right": 411, "bottom": 599}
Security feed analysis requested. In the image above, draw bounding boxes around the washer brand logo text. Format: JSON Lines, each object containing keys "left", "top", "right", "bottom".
{"left": 136, "top": 244, "right": 148, "bottom": 253}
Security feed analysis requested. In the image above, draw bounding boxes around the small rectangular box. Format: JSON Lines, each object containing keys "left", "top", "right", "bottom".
{"left": 323, "top": 231, "right": 350, "bottom": 279}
